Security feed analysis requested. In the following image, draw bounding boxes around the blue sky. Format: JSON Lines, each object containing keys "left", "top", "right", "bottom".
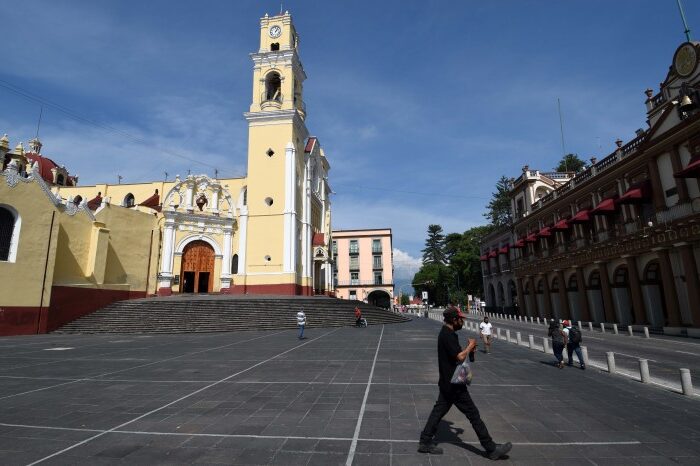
{"left": 1, "top": 0, "right": 698, "bottom": 285}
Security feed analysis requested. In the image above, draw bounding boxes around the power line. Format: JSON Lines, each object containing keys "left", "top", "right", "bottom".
{"left": 0, "top": 78, "right": 227, "bottom": 172}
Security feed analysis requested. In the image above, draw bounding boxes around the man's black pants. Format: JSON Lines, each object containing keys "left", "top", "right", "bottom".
{"left": 419, "top": 386, "right": 495, "bottom": 451}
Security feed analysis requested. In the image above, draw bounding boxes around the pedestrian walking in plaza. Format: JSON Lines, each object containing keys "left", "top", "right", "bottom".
{"left": 296, "top": 310, "right": 306, "bottom": 339}
{"left": 479, "top": 316, "right": 493, "bottom": 353}
{"left": 548, "top": 319, "right": 567, "bottom": 368}
{"left": 562, "top": 320, "right": 585, "bottom": 369}
{"left": 418, "top": 307, "right": 512, "bottom": 460}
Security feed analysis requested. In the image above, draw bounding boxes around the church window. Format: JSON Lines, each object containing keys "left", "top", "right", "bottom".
{"left": 265, "top": 72, "right": 282, "bottom": 102}
{"left": 270, "top": 42, "right": 280, "bottom": 51}
{"left": 264, "top": 255, "right": 271, "bottom": 262}
{"left": 266, "top": 148, "right": 275, "bottom": 157}
{"left": 0, "top": 206, "right": 19, "bottom": 262}
{"left": 124, "top": 193, "right": 135, "bottom": 208}
{"left": 264, "top": 197, "right": 274, "bottom": 206}
{"left": 56, "top": 174, "right": 65, "bottom": 186}
{"left": 231, "top": 254, "right": 239, "bottom": 274}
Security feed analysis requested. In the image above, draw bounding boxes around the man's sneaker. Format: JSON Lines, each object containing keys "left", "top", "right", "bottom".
{"left": 487, "top": 442, "right": 512, "bottom": 460}
{"left": 417, "top": 442, "right": 443, "bottom": 454}
{"left": 580, "top": 364, "right": 586, "bottom": 370}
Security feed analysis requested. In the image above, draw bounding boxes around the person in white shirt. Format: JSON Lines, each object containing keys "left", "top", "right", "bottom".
{"left": 296, "top": 310, "right": 306, "bottom": 340}
{"left": 479, "top": 317, "right": 493, "bottom": 354}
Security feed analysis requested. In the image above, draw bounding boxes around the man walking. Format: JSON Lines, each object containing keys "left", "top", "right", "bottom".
{"left": 562, "top": 320, "right": 585, "bottom": 369}
{"left": 296, "top": 310, "right": 306, "bottom": 340}
{"left": 418, "top": 307, "right": 511, "bottom": 460}
{"left": 479, "top": 316, "right": 493, "bottom": 353}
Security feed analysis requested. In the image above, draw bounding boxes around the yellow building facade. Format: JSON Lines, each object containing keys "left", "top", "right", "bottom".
{"left": 0, "top": 11, "right": 332, "bottom": 335}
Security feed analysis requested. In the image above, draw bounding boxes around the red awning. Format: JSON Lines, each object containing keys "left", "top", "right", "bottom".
{"left": 674, "top": 155, "right": 700, "bottom": 178}
{"left": 538, "top": 226, "right": 552, "bottom": 237}
{"left": 87, "top": 194, "right": 102, "bottom": 211}
{"left": 591, "top": 197, "right": 618, "bottom": 215}
{"left": 139, "top": 190, "right": 160, "bottom": 209}
{"left": 488, "top": 250, "right": 498, "bottom": 258}
{"left": 479, "top": 254, "right": 488, "bottom": 261}
{"left": 512, "top": 239, "right": 526, "bottom": 248}
{"left": 569, "top": 209, "right": 591, "bottom": 223}
{"left": 616, "top": 180, "right": 651, "bottom": 204}
{"left": 498, "top": 245, "right": 509, "bottom": 254}
{"left": 551, "top": 218, "right": 571, "bottom": 231}
{"left": 525, "top": 233, "right": 538, "bottom": 243}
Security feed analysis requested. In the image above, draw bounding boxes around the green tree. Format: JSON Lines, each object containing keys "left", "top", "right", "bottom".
{"left": 484, "top": 176, "right": 513, "bottom": 227}
{"left": 400, "top": 294, "right": 410, "bottom": 305}
{"left": 421, "top": 224, "right": 446, "bottom": 265}
{"left": 555, "top": 153, "right": 586, "bottom": 172}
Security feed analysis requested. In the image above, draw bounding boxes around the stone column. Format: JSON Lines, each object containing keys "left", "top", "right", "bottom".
{"left": 556, "top": 270, "right": 571, "bottom": 319}
{"left": 624, "top": 255, "right": 647, "bottom": 324}
{"left": 575, "top": 267, "right": 591, "bottom": 321}
{"left": 647, "top": 158, "right": 666, "bottom": 210}
{"left": 283, "top": 142, "right": 298, "bottom": 273}
{"left": 677, "top": 244, "right": 700, "bottom": 326}
{"left": 656, "top": 248, "right": 682, "bottom": 326}
{"left": 541, "top": 274, "right": 553, "bottom": 319}
{"left": 670, "top": 146, "right": 690, "bottom": 203}
{"left": 516, "top": 277, "right": 526, "bottom": 316}
{"left": 185, "top": 176, "right": 195, "bottom": 212}
{"left": 597, "top": 261, "right": 616, "bottom": 323}
{"left": 528, "top": 276, "right": 538, "bottom": 318}
{"left": 220, "top": 224, "right": 233, "bottom": 290}
{"left": 237, "top": 206, "right": 248, "bottom": 276}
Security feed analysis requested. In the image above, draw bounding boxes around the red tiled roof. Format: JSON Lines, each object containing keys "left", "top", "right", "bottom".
{"left": 87, "top": 193, "right": 102, "bottom": 211}
{"left": 139, "top": 190, "right": 160, "bottom": 209}
{"left": 25, "top": 152, "right": 59, "bottom": 184}
{"left": 674, "top": 155, "right": 700, "bottom": 178}
{"left": 312, "top": 232, "right": 325, "bottom": 246}
{"left": 616, "top": 180, "right": 652, "bottom": 205}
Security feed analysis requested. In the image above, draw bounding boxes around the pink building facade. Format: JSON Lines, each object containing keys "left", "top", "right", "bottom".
{"left": 332, "top": 229, "right": 394, "bottom": 308}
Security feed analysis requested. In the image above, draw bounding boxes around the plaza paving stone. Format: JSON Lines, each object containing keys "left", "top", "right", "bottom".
{"left": 0, "top": 318, "right": 699, "bottom": 464}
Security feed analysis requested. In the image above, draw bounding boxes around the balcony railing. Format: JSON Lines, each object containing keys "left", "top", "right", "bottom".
{"left": 336, "top": 280, "right": 393, "bottom": 287}
{"left": 372, "top": 247, "right": 382, "bottom": 253}
{"left": 349, "top": 248, "right": 359, "bottom": 255}
{"left": 656, "top": 201, "right": 694, "bottom": 224}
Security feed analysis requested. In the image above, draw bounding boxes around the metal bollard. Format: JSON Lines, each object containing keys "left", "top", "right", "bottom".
{"left": 528, "top": 334, "right": 535, "bottom": 348}
{"left": 543, "top": 337, "right": 550, "bottom": 354}
{"left": 600, "top": 323, "right": 606, "bottom": 333}
{"left": 680, "top": 369, "right": 693, "bottom": 396}
{"left": 644, "top": 327, "right": 650, "bottom": 338}
{"left": 613, "top": 323, "right": 618, "bottom": 335}
{"left": 588, "top": 322, "right": 593, "bottom": 332}
{"left": 639, "top": 359, "right": 650, "bottom": 383}
{"left": 537, "top": 317, "right": 540, "bottom": 324}
{"left": 606, "top": 352, "right": 616, "bottom": 374}
{"left": 581, "top": 346, "right": 589, "bottom": 367}
{"left": 516, "top": 332, "right": 522, "bottom": 346}
{"left": 578, "top": 321, "right": 583, "bottom": 331}
{"left": 628, "top": 325, "right": 633, "bottom": 337}
{"left": 506, "top": 329, "right": 511, "bottom": 343}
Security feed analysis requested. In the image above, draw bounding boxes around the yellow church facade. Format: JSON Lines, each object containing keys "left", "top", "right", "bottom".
{"left": 0, "top": 11, "right": 333, "bottom": 336}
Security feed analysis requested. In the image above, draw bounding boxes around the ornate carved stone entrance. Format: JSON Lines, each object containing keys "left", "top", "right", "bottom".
{"left": 180, "top": 240, "right": 215, "bottom": 293}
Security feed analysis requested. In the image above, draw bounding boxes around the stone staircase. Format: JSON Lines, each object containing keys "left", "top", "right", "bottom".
{"left": 52, "top": 295, "right": 411, "bottom": 334}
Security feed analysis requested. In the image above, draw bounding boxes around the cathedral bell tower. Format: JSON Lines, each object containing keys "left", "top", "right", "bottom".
{"left": 239, "top": 11, "right": 312, "bottom": 294}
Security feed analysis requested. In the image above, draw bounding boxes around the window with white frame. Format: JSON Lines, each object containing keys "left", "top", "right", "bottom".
{"left": 372, "top": 255, "right": 382, "bottom": 269}
{"left": 350, "top": 272, "right": 359, "bottom": 285}
{"left": 349, "top": 289, "right": 357, "bottom": 300}
{"left": 374, "top": 271, "right": 382, "bottom": 285}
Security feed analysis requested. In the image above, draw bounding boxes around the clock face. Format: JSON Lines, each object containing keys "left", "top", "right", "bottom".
{"left": 674, "top": 43, "right": 697, "bottom": 77}
{"left": 269, "top": 25, "right": 282, "bottom": 38}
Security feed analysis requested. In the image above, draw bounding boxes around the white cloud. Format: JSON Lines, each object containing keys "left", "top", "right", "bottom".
{"left": 393, "top": 248, "right": 422, "bottom": 281}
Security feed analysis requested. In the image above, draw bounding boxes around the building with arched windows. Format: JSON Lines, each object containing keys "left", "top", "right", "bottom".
{"left": 0, "top": 11, "right": 334, "bottom": 336}
{"left": 481, "top": 42, "right": 700, "bottom": 332}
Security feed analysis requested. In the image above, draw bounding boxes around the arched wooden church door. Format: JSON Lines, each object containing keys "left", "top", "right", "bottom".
{"left": 180, "top": 240, "right": 215, "bottom": 293}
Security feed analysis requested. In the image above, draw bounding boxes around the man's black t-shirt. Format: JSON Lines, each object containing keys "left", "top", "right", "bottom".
{"left": 437, "top": 325, "right": 463, "bottom": 392}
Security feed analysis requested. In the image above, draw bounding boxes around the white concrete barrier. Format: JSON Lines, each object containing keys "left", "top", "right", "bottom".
{"left": 613, "top": 323, "right": 618, "bottom": 335}
{"left": 528, "top": 334, "right": 535, "bottom": 348}
{"left": 543, "top": 337, "right": 550, "bottom": 354}
{"left": 600, "top": 323, "right": 606, "bottom": 333}
{"left": 578, "top": 321, "right": 583, "bottom": 331}
{"left": 506, "top": 329, "right": 511, "bottom": 343}
{"left": 588, "top": 322, "right": 593, "bottom": 332}
{"left": 516, "top": 332, "right": 522, "bottom": 346}
{"left": 537, "top": 317, "right": 540, "bottom": 324}
{"left": 644, "top": 327, "right": 650, "bottom": 338}
{"left": 606, "top": 352, "right": 616, "bottom": 374}
{"left": 628, "top": 325, "right": 633, "bottom": 337}
{"left": 639, "top": 359, "right": 650, "bottom": 384}
{"left": 581, "top": 346, "right": 589, "bottom": 366}
{"left": 680, "top": 369, "right": 693, "bottom": 396}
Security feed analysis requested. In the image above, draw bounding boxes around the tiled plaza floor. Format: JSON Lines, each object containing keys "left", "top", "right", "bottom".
{"left": 0, "top": 318, "right": 699, "bottom": 465}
